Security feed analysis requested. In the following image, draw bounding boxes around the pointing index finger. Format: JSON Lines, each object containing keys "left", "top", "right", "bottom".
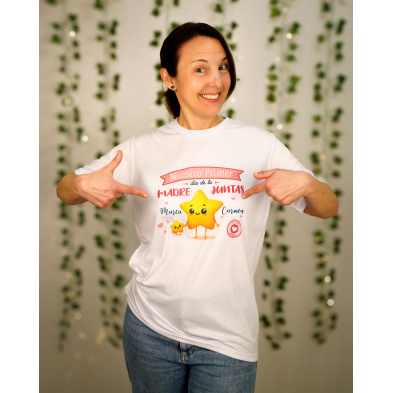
{"left": 117, "top": 182, "right": 148, "bottom": 198}
{"left": 241, "top": 179, "right": 268, "bottom": 199}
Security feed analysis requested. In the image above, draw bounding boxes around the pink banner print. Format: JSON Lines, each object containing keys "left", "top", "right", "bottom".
{"left": 160, "top": 166, "right": 244, "bottom": 186}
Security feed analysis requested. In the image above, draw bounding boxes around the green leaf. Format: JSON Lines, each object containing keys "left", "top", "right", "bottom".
{"left": 336, "top": 19, "right": 346, "bottom": 34}
{"left": 321, "top": 2, "right": 331, "bottom": 12}
{"left": 214, "top": 3, "right": 223, "bottom": 13}
{"left": 311, "top": 129, "right": 320, "bottom": 137}
{"left": 260, "top": 314, "right": 271, "bottom": 327}
{"left": 271, "top": 8, "right": 281, "bottom": 17}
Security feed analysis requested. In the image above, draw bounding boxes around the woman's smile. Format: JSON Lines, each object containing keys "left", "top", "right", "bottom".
{"left": 199, "top": 92, "right": 221, "bottom": 102}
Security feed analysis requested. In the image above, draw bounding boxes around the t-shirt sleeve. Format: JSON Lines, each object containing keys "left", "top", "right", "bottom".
{"left": 74, "top": 137, "right": 134, "bottom": 186}
{"left": 269, "top": 134, "right": 316, "bottom": 214}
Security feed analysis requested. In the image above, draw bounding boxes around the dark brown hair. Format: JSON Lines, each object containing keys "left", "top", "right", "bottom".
{"left": 160, "top": 22, "right": 237, "bottom": 119}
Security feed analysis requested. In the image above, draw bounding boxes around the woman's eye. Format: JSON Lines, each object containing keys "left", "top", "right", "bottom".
{"left": 196, "top": 64, "right": 229, "bottom": 73}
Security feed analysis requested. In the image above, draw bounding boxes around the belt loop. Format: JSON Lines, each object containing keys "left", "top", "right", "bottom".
{"left": 180, "top": 342, "right": 187, "bottom": 350}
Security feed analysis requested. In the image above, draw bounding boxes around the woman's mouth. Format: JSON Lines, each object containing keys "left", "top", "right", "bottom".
{"left": 199, "top": 92, "right": 220, "bottom": 102}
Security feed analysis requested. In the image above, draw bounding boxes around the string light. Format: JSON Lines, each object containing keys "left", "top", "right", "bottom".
{"left": 283, "top": 7, "right": 288, "bottom": 12}
{"left": 238, "top": 54, "right": 243, "bottom": 60}
{"left": 65, "top": 271, "right": 73, "bottom": 279}
{"left": 77, "top": 331, "right": 87, "bottom": 339}
{"left": 150, "top": 122, "right": 155, "bottom": 129}
{"left": 277, "top": 124, "right": 283, "bottom": 130}
{"left": 327, "top": 299, "right": 334, "bottom": 306}
{"left": 320, "top": 153, "right": 327, "bottom": 160}
{"left": 322, "top": 254, "right": 329, "bottom": 262}
{"left": 74, "top": 352, "right": 82, "bottom": 359}
{"left": 286, "top": 33, "right": 293, "bottom": 39}
{"left": 324, "top": 276, "right": 332, "bottom": 283}
{"left": 275, "top": 56, "right": 281, "bottom": 63}
{"left": 69, "top": 31, "right": 76, "bottom": 37}
{"left": 81, "top": 135, "right": 89, "bottom": 142}
{"left": 315, "top": 235, "right": 323, "bottom": 243}
{"left": 74, "top": 312, "right": 82, "bottom": 320}
{"left": 230, "top": 97, "right": 236, "bottom": 103}
{"left": 62, "top": 96, "right": 73, "bottom": 106}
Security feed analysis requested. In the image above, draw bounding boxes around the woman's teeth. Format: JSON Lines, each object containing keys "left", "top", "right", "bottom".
{"left": 200, "top": 93, "right": 219, "bottom": 99}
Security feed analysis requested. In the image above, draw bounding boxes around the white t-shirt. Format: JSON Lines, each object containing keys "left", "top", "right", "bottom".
{"left": 75, "top": 116, "right": 315, "bottom": 362}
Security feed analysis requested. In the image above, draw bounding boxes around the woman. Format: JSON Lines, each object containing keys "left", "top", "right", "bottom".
{"left": 57, "top": 22, "right": 338, "bottom": 393}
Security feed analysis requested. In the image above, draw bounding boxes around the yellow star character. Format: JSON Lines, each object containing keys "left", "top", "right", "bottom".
{"left": 180, "top": 190, "right": 223, "bottom": 239}
{"left": 170, "top": 220, "right": 185, "bottom": 236}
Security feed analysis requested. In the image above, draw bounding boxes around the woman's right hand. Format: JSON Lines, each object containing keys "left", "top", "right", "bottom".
{"left": 74, "top": 150, "right": 148, "bottom": 208}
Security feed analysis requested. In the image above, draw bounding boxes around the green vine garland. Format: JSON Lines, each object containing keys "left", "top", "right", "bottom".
{"left": 92, "top": 0, "right": 126, "bottom": 349}
{"left": 260, "top": 0, "right": 302, "bottom": 350}
{"left": 47, "top": 0, "right": 86, "bottom": 351}
{"left": 309, "top": 0, "right": 346, "bottom": 344}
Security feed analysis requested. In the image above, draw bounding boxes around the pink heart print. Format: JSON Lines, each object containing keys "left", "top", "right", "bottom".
{"left": 240, "top": 215, "right": 242, "bottom": 217}
{"left": 166, "top": 220, "right": 170, "bottom": 224}
{"left": 157, "top": 223, "right": 163, "bottom": 228}
{"left": 220, "top": 216, "right": 223, "bottom": 219}
{"left": 231, "top": 197, "right": 235, "bottom": 200}
{"left": 165, "top": 202, "right": 168, "bottom": 204}
{"left": 164, "top": 230, "right": 167, "bottom": 234}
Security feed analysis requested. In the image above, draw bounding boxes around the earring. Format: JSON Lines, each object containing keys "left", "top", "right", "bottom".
{"left": 171, "top": 85, "right": 174, "bottom": 89}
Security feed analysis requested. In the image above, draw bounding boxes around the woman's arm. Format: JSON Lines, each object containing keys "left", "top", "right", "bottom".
{"left": 303, "top": 174, "right": 339, "bottom": 218}
{"left": 57, "top": 172, "right": 88, "bottom": 205}
{"left": 56, "top": 150, "right": 148, "bottom": 207}
{"left": 241, "top": 169, "right": 338, "bottom": 219}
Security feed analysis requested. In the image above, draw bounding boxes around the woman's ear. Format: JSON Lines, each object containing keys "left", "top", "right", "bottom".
{"left": 160, "top": 68, "right": 173, "bottom": 89}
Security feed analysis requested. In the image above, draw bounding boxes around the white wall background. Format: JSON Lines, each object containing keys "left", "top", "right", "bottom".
{"left": 40, "top": 0, "right": 353, "bottom": 392}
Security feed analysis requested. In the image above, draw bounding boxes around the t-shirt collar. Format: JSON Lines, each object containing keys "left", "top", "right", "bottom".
{"left": 172, "top": 116, "right": 231, "bottom": 137}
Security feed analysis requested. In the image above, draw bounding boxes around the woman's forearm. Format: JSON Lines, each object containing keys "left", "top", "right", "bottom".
{"left": 56, "top": 172, "right": 87, "bottom": 205}
{"left": 303, "top": 175, "right": 339, "bottom": 219}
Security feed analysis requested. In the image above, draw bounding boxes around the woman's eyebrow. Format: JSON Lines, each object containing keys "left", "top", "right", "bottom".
{"left": 191, "top": 56, "right": 227, "bottom": 64}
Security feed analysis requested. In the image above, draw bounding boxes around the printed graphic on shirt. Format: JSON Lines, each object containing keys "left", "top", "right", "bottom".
{"left": 170, "top": 220, "right": 185, "bottom": 236}
{"left": 180, "top": 190, "right": 223, "bottom": 239}
{"left": 157, "top": 166, "right": 245, "bottom": 240}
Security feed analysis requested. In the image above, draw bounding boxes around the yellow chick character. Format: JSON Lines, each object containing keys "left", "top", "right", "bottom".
{"left": 180, "top": 190, "right": 223, "bottom": 239}
{"left": 170, "top": 220, "right": 185, "bottom": 236}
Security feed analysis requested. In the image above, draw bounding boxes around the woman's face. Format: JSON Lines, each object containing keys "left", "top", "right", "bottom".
{"left": 170, "top": 36, "right": 231, "bottom": 118}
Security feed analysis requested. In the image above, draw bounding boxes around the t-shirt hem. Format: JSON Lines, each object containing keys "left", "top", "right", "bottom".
{"left": 126, "top": 294, "right": 258, "bottom": 363}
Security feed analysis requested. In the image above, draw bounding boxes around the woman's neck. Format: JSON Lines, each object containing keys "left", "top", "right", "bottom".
{"left": 176, "top": 113, "right": 224, "bottom": 130}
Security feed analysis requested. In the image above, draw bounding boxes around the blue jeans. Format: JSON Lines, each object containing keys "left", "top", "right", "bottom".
{"left": 122, "top": 303, "right": 257, "bottom": 393}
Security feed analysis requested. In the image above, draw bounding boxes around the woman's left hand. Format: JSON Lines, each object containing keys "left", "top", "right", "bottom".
{"left": 241, "top": 169, "right": 311, "bottom": 205}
